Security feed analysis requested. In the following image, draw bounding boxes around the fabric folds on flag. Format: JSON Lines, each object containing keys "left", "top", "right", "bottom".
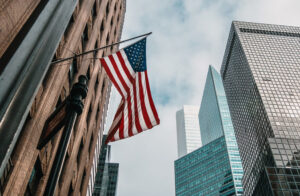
{"left": 100, "top": 38, "right": 160, "bottom": 143}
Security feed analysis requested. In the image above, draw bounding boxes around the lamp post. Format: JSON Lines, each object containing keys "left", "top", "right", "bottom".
{"left": 44, "top": 75, "right": 88, "bottom": 196}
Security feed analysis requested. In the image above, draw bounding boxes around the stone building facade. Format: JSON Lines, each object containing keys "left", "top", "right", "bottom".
{"left": 0, "top": 0, "right": 125, "bottom": 195}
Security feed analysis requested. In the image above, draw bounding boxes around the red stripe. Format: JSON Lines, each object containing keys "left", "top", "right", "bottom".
{"left": 118, "top": 114, "right": 125, "bottom": 139}
{"left": 117, "top": 51, "right": 134, "bottom": 82}
{"left": 127, "top": 93, "right": 133, "bottom": 137}
{"left": 133, "top": 78, "right": 142, "bottom": 132}
{"left": 107, "top": 135, "right": 115, "bottom": 144}
{"left": 106, "top": 102, "right": 124, "bottom": 143}
{"left": 115, "top": 102, "right": 124, "bottom": 116}
{"left": 106, "top": 123, "right": 120, "bottom": 144}
{"left": 100, "top": 58, "right": 124, "bottom": 98}
{"left": 108, "top": 55, "right": 129, "bottom": 93}
{"left": 144, "top": 71, "right": 160, "bottom": 124}
{"left": 138, "top": 73, "right": 153, "bottom": 129}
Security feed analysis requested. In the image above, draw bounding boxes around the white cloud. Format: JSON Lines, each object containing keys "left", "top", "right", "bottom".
{"left": 108, "top": 0, "right": 300, "bottom": 195}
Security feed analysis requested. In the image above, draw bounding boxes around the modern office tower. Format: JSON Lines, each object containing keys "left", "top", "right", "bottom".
{"left": 220, "top": 21, "right": 300, "bottom": 195}
{"left": 0, "top": 0, "right": 125, "bottom": 195}
{"left": 176, "top": 105, "right": 202, "bottom": 157}
{"left": 175, "top": 66, "right": 243, "bottom": 196}
{"left": 92, "top": 135, "right": 119, "bottom": 196}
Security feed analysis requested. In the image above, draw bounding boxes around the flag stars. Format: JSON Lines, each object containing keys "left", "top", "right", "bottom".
{"left": 124, "top": 38, "right": 147, "bottom": 72}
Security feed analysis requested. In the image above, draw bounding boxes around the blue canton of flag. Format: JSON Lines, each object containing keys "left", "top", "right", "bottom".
{"left": 124, "top": 38, "right": 147, "bottom": 72}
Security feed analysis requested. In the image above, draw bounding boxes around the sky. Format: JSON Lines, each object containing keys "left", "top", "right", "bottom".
{"left": 105, "top": 0, "right": 300, "bottom": 195}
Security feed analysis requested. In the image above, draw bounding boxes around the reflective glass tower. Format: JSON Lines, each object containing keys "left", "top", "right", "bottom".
{"left": 93, "top": 135, "right": 119, "bottom": 196}
{"left": 221, "top": 21, "right": 300, "bottom": 195}
{"left": 176, "top": 105, "right": 202, "bottom": 157}
{"left": 174, "top": 66, "right": 243, "bottom": 196}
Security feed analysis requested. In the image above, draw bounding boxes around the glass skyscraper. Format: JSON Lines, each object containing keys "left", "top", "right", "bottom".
{"left": 221, "top": 21, "right": 300, "bottom": 195}
{"left": 174, "top": 66, "right": 243, "bottom": 196}
{"left": 93, "top": 135, "right": 119, "bottom": 196}
{"left": 176, "top": 105, "right": 202, "bottom": 157}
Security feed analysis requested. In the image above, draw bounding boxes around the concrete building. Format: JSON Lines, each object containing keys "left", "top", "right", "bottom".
{"left": 221, "top": 21, "right": 300, "bottom": 195}
{"left": 176, "top": 105, "right": 202, "bottom": 158}
{"left": 0, "top": 0, "right": 125, "bottom": 195}
{"left": 175, "top": 66, "right": 243, "bottom": 196}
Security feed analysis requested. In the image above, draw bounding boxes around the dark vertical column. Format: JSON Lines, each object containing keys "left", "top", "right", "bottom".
{"left": 45, "top": 75, "right": 88, "bottom": 196}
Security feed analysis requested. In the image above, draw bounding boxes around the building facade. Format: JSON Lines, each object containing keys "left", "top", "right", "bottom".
{"left": 0, "top": 0, "right": 125, "bottom": 195}
{"left": 175, "top": 66, "right": 243, "bottom": 196}
{"left": 175, "top": 137, "right": 234, "bottom": 196}
{"left": 92, "top": 135, "right": 119, "bottom": 196}
{"left": 221, "top": 21, "right": 300, "bottom": 195}
{"left": 176, "top": 105, "right": 202, "bottom": 157}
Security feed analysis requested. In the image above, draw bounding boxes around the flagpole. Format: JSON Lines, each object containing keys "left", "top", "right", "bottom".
{"left": 51, "top": 32, "right": 152, "bottom": 65}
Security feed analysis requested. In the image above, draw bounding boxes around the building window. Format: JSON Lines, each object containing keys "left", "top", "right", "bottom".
{"left": 86, "top": 66, "right": 91, "bottom": 80}
{"left": 87, "top": 104, "right": 92, "bottom": 126}
{"left": 106, "top": 2, "right": 109, "bottom": 15}
{"left": 110, "top": 17, "right": 113, "bottom": 27}
{"left": 68, "top": 184, "right": 73, "bottom": 195}
{"left": 116, "top": 14, "right": 119, "bottom": 24}
{"left": 55, "top": 96, "right": 62, "bottom": 110}
{"left": 94, "top": 40, "right": 98, "bottom": 60}
{"left": 94, "top": 74, "right": 99, "bottom": 93}
{"left": 101, "top": 82, "right": 105, "bottom": 94}
{"left": 89, "top": 134, "right": 94, "bottom": 155}
{"left": 100, "top": 21, "right": 104, "bottom": 33}
{"left": 96, "top": 107, "right": 100, "bottom": 122}
{"left": 69, "top": 58, "right": 78, "bottom": 86}
{"left": 26, "top": 158, "right": 43, "bottom": 195}
{"left": 92, "top": 1, "right": 97, "bottom": 18}
{"left": 77, "top": 139, "right": 84, "bottom": 166}
{"left": 81, "top": 25, "right": 89, "bottom": 50}
{"left": 106, "top": 34, "right": 110, "bottom": 45}
{"left": 0, "top": 158, "right": 13, "bottom": 193}
{"left": 80, "top": 169, "right": 86, "bottom": 192}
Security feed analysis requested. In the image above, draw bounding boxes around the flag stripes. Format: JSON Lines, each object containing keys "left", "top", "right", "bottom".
{"left": 101, "top": 47, "right": 160, "bottom": 143}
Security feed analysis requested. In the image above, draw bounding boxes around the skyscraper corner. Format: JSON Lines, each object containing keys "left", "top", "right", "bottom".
{"left": 221, "top": 21, "right": 300, "bottom": 195}
{"left": 175, "top": 66, "right": 243, "bottom": 196}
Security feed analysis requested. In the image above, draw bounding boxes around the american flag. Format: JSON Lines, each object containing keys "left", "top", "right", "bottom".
{"left": 100, "top": 38, "right": 160, "bottom": 143}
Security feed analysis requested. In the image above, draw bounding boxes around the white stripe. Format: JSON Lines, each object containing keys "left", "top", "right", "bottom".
{"left": 130, "top": 86, "right": 138, "bottom": 135}
{"left": 104, "top": 56, "right": 127, "bottom": 97}
{"left": 107, "top": 100, "right": 123, "bottom": 141}
{"left": 113, "top": 128, "right": 120, "bottom": 141}
{"left": 140, "top": 72, "right": 157, "bottom": 126}
{"left": 135, "top": 73, "right": 147, "bottom": 130}
{"left": 120, "top": 50, "right": 135, "bottom": 76}
{"left": 108, "top": 111, "right": 122, "bottom": 135}
{"left": 113, "top": 53, "right": 132, "bottom": 88}
{"left": 122, "top": 100, "right": 129, "bottom": 138}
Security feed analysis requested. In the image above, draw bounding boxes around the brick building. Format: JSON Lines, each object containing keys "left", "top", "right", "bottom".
{"left": 0, "top": 0, "right": 125, "bottom": 195}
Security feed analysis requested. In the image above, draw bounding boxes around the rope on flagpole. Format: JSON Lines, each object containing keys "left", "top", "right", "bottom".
{"left": 51, "top": 32, "right": 152, "bottom": 65}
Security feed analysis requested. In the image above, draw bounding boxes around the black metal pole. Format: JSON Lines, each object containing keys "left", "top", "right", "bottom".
{"left": 44, "top": 75, "right": 88, "bottom": 196}
{"left": 51, "top": 32, "right": 152, "bottom": 65}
